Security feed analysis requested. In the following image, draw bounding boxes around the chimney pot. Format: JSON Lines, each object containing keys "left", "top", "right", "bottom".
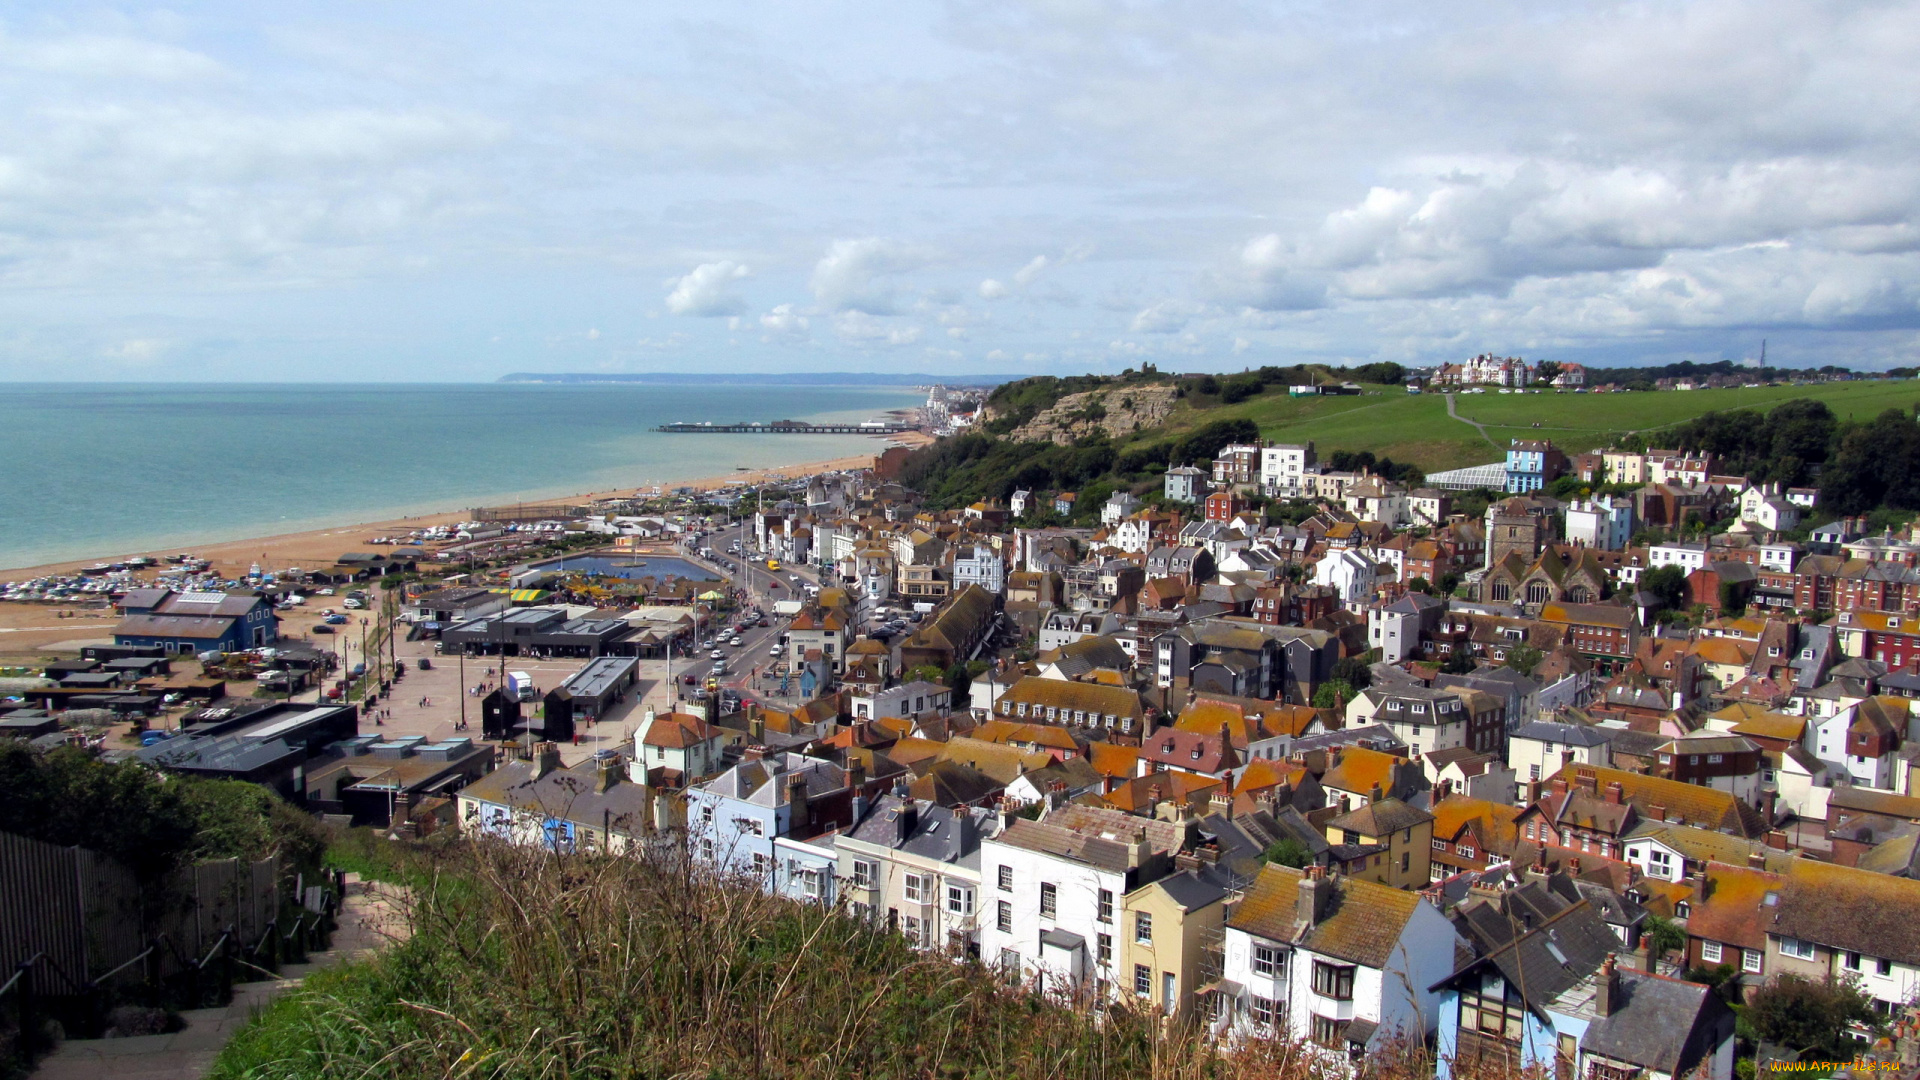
{"left": 1596, "top": 955, "right": 1619, "bottom": 1017}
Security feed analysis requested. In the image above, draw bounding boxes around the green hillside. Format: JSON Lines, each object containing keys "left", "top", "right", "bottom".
{"left": 1156, "top": 379, "right": 1920, "bottom": 473}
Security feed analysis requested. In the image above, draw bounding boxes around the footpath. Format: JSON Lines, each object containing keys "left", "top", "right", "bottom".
{"left": 31, "top": 873, "right": 409, "bottom": 1080}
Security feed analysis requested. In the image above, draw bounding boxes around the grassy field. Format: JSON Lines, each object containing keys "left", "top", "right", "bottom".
{"left": 1147, "top": 379, "right": 1920, "bottom": 474}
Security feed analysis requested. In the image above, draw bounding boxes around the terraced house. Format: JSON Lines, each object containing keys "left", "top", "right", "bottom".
{"left": 994, "top": 675, "right": 1147, "bottom": 735}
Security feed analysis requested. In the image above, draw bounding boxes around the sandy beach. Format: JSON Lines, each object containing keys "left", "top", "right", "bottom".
{"left": 0, "top": 435, "right": 927, "bottom": 585}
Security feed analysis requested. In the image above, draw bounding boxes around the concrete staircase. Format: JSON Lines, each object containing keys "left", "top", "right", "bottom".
{"left": 31, "top": 875, "right": 406, "bottom": 1080}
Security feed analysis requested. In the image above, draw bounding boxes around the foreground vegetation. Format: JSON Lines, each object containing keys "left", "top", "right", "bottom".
{"left": 214, "top": 832, "right": 1451, "bottom": 1080}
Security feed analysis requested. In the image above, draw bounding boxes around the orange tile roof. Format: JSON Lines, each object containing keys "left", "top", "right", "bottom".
{"left": 1086, "top": 741, "right": 1140, "bottom": 779}
{"left": 1320, "top": 746, "right": 1402, "bottom": 798}
{"left": 1227, "top": 865, "right": 1424, "bottom": 969}
{"left": 1429, "top": 794, "right": 1522, "bottom": 851}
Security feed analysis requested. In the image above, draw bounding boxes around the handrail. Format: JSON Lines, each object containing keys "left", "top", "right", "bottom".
{"left": 194, "top": 930, "right": 231, "bottom": 971}
{"left": 0, "top": 952, "right": 42, "bottom": 998}
{"left": 88, "top": 945, "right": 153, "bottom": 987}
{"left": 250, "top": 919, "right": 279, "bottom": 957}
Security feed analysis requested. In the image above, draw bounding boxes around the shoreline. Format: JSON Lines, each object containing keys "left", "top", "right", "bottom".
{"left": 0, "top": 436, "right": 927, "bottom": 584}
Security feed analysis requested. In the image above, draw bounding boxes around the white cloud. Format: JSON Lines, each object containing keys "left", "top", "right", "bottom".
{"left": 1130, "top": 300, "right": 1214, "bottom": 334}
{"left": 759, "top": 303, "right": 811, "bottom": 340}
{"left": 664, "top": 259, "right": 750, "bottom": 316}
{"left": 811, "top": 238, "right": 930, "bottom": 314}
{"left": 1013, "top": 255, "right": 1050, "bottom": 287}
{"left": 834, "top": 310, "right": 922, "bottom": 345}
{"left": 978, "top": 278, "right": 1008, "bottom": 300}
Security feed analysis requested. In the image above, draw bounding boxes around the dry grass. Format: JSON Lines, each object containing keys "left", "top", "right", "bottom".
{"left": 214, "top": 834, "right": 1545, "bottom": 1080}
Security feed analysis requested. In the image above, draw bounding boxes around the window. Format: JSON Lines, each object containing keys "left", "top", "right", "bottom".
{"left": 1847, "top": 951, "right": 1862, "bottom": 971}
{"left": 1311, "top": 961, "right": 1355, "bottom": 1000}
{"left": 1459, "top": 846, "right": 1475, "bottom": 859}
{"left": 1778, "top": 937, "right": 1815, "bottom": 960}
{"left": 945, "top": 885, "right": 974, "bottom": 917}
{"left": 1743, "top": 949, "right": 1763, "bottom": 974}
{"left": 996, "top": 900, "right": 1012, "bottom": 933}
{"left": 1460, "top": 979, "right": 1526, "bottom": 1041}
{"left": 1097, "top": 933, "right": 1112, "bottom": 965}
{"left": 801, "top": 868, "right": 823, "bottom": 899}
{"left": 1134, "top": 964, "right": 1152, "bottom": 997}
{"left": 851, "top": 859, "right": 875, "bottom": 888}
{"left": 1253, "top": 944, "right": 1283, "bottom": 977}
{"left": 1312, "top": 1014, "right": 1350, "bottom": 1045}
{"left": 903, "top": 915, "right": 927, "bottom": 947}
{"left": 1433, "top": 838, "right": 1448, "bottom": 851}
{"left": 1098, "top": 888, "right": 1114, "bottom": 923}
{"left": 741, "top": 818, "right": 765, "bottom": 836}
{"left": 997, "top": 864, "right": 1013, "bottom": 891}
{"left": 1250, "top": 996, "right": 1276, "bottom": 1029}
{"left": 1040, "top": 882, "right": 1058, "bottom": 917}
{"left": 1135, "top": 911, "right": 1153, "bottom": 944}
{"left": 751, "top": 853, "right": 767, "bottom": 876}
{"left": 1701, "top": 941, "right": 1722, "bottom": 963}
{"left": 1878, "top": 957, "right": 1893, "bottom": 976}
{"left": 903, "top": 873, "right": 927, "bottom": 904}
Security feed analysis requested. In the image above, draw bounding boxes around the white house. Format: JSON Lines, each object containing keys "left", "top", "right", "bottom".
{"left": 1102, "top": 492, "right": 1143, "bottom": 526}
{"left": 951, "top": 544, "right": 1006, "bottom": 594}
{"left": 850, "top": 680, "right": 953, "bottom": 720}
{"left": 1215, "top": 864, "right": 1461, "bottom": 1054}
{"left": 837, "top": 794, "right": 998, "bottom": 955}
{"left": 1507, "top": 720, "right": 1611, "bottom": 788}
{"left": 1312, "top": 548, "right": 1390, "bottom": 608}
{"left": 977, "top": 804, "right": 1187, "bottom": 997}
{"left": 1564, "top": 496, "right": 1633, "bottom": 551}
{"left": 1260, "top": 443, "right": 1317, "bottom": 496}
{"left": 1647, "top": 541, "right": 1709, "bottom": 573}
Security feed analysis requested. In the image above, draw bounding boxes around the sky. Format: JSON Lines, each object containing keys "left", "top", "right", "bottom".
{"left": 3, "top": 1, "right": 1919, "bottom": 381}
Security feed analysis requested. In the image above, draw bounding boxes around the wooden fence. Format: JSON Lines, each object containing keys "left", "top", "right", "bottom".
{"left": 0, "top": 829, "right": 279, "bottom": 993}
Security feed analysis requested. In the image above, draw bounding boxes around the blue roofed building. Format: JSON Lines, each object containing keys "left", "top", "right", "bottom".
{"left": 1504, "top": 439, "right": 1568, "bottom": 494}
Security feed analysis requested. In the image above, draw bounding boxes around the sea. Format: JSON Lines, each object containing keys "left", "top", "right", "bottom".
{"left": 0, "top": 383, "right": 924, "bottom": 572}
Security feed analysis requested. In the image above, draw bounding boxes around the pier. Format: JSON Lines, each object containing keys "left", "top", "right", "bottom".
{"left": 654, "top": 420, "right": 918, "bottom": 434}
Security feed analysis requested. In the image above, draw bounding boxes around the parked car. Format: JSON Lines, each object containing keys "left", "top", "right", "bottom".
{"left": 313, "top": 624, "right": 335, "bottom": 634}
{"left": 417, "top": 658, "right": 432, "bottom": 670}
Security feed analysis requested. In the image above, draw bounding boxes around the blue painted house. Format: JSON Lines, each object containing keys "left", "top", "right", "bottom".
{"left": 686, "top": 752, "right": 851, "bottom": 901}
{"left": 1433, "top": 876, "right": 1735, "bottom": 1080}
{"left": 114, "top": 588, "right": 279, "bottom": 654}
{"left": 1504, "top": 439, "right": 1567, "bottom": 494}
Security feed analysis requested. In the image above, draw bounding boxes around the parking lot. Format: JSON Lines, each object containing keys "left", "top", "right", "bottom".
{"left": 375, "top": 636, "right": 665, "bottom": 767}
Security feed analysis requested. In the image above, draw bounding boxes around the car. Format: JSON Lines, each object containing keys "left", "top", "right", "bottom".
{"left": 710, "top": 661, "right": 727, "bottom": 675}
{"left": 313, "top": 624, "right": 336, "bottom": 634}
{"left": 417, "top": 658, "right": 432, "bottom": 670}
{"left": 768, "top": 644, "right": 783, "bottom": 656}
{"left": 729, "top": 636, "right": 744, "bottom": 646}
{"left": 709, "top": 649, "right": 724, "bottom": 660}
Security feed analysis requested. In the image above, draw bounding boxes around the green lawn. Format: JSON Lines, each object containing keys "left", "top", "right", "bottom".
{"left": 1150, "top": 380, "right": 1920, "bottom": 474}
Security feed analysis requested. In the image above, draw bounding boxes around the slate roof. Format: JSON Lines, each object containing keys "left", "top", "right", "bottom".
{"left": 1437, "top": 878, "right": 1617, "bottom": 1014}
{"left": 1579, "top": 968, "right": 1728, "bottom": 1077}
{"left": 842, "top": 794, "right": 991, "bottom": 866}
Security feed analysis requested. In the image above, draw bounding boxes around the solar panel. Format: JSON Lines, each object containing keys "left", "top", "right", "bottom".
{"left": 178, "top": 591, "right": 230, "bottom": 605}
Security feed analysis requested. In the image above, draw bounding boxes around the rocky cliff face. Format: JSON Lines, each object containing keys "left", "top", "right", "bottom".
{"left": 994, "top": 384, "right": 1180, "bottom": 445}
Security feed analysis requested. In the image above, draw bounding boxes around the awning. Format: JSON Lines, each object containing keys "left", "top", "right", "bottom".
{"left": 698, "top": 590, "right": 727, "bottom": 601}
{"left": 489, "top": 588, "right": 552, "bottom": 602}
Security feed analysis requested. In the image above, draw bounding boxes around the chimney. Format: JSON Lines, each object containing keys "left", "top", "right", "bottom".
{"left": 847, "top": 758, "right": 867, "bottom": 795}
{"left": 595, "top": 753, "right": 619, "bottom": 793}
{"left": 1765, "top": 829, "right": 1789, "bottom": 851}
{"left": 531, "top": 741, "right": 561, "bottom": 779}
{"left": 1604, "top": 781, "right": 1623, "bottom": 805}
{"left": 1650, "top": 803, "right": 1669, "bottom": 822}
{"left": 749, "top": 708, "right": 765, "bottom": 742}
{"left": 1747, "top": 849, "right": 1767, "bottom": 870}
{"left": 1297, "top": 865, "right": 1333, "bottom": 927}
{"left": 1595, "top": 955, "right": 1619, "bottom": 1017}
{"left": 894, "top": 801, "right": 919, "bottom": 843}
{"left": 1369, "top": 782, "right": 1383, "bottom": 804}
{"left": 1551, "top": 777, "right": 1569, "bottom": 797}
{"left": 787, "top": 774, "right": 810, "bottom": 831}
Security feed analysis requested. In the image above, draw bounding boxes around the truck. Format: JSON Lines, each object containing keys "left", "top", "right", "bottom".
{"left": 507, "top": 670, "right": 536, "bottom": 702}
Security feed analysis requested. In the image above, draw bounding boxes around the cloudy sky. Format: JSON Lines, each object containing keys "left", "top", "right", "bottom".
{"left": 4, "top": 1, "right": 1919, "bottom": 381}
